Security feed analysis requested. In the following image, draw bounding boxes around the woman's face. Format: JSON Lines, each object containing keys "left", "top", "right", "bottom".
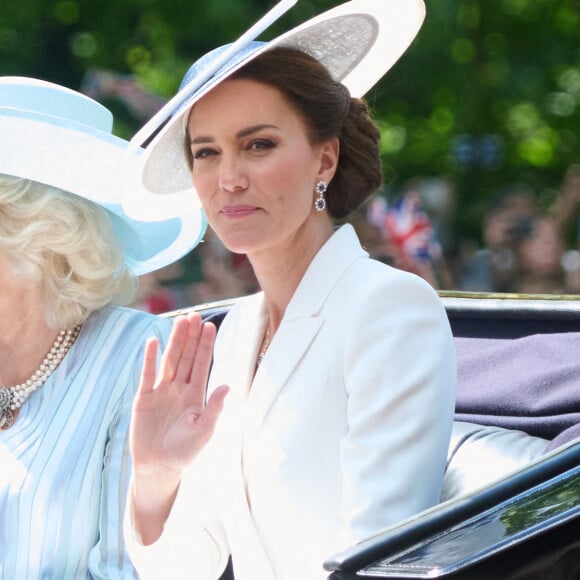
{"left": 186, "top": 78, "right": 337, "bottom": 256}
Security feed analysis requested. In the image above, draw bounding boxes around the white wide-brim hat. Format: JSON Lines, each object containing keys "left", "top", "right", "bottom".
{"left": 124, "top": 0, "right": 425, "bottom": 221}
{"left": 0, "top": 76, "right": 206, "bottom": 275}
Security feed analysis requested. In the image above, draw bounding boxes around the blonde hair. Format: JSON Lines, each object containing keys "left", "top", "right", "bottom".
{"left": 0, "top": 175, "right": 137, "bottom": 328}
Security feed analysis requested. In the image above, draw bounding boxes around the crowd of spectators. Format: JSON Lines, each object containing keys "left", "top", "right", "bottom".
{"left": 456, "top": 165, "right": 580, "bottom": 295}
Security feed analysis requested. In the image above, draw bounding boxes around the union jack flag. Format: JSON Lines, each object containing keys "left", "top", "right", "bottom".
{"left": 368, "top": 191, "right": 441, "bottom": 263}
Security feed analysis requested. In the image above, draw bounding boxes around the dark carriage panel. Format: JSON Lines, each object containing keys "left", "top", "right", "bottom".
{"left": 325, "top": 441, "right": 580, "bottom": 577}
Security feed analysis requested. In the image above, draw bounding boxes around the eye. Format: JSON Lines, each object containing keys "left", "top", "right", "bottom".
{"left": 192, "top": 147, "right": 218, "bottom": 160}
{"left": 248, "top": 139, "right": 276, "bottom": 152}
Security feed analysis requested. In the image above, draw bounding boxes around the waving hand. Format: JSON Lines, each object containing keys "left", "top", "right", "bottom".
{"left": 130, "top": 312, "right": 229, "bottom": 481}
{"left": 129, "top": 313, "right": 229, "bottom": 544}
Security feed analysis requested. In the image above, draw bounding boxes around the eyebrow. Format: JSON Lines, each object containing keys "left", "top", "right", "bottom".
{"left": 189, "top": 124, "right": 279, "bottom": 145}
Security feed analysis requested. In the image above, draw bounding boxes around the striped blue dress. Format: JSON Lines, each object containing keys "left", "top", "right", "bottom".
{"left": 0, "top": 306, "right": 172, "bottom": 579}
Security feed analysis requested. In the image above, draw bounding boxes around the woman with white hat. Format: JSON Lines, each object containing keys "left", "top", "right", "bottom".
{"left": 0, "top": 77, "right": 205, "bottom": 578}
{"left": 125, "top": 1, "right": 457, "bottom": 578}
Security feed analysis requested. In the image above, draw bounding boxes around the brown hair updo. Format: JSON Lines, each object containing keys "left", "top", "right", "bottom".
{"left": 231, "top": 46, "right": 383, "bottom": 220}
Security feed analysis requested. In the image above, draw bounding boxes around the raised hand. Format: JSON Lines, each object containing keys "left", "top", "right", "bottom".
{"left": 130, "top": 312, "right": 228, "bottom": 480}
{"left": 129, "top": 313, "right": 229, "bottom": 543}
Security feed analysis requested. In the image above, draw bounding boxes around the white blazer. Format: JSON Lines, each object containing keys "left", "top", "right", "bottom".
{"left": 127, "top": 224, "right": 457, "bottom": 580}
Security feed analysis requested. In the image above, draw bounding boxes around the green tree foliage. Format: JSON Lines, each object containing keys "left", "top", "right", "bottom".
{"left": 1, "top": 0, "right": 579, "bottom": 242}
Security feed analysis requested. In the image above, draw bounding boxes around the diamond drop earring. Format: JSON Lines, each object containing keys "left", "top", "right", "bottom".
{"left": 314, "top": 181, "right": 327, "bottom": 212}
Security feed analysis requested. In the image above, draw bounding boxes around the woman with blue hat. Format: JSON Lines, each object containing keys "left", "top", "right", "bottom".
{"left": 125, "top": 1, "right": 457, "bottom": 578}
{"left": 0, "top": 76, "right": 205, "bottom": 577}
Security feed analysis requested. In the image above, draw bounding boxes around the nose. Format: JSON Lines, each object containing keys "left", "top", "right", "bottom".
{"left": 218, "top": 154, "right": 248, "bottom": 194}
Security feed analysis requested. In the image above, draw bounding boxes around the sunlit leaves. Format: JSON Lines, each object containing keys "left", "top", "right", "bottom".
{"left": 54, "top": 1, "right": 79, "bottom": 26}
{"left": 457, "top": 2, "right": 480, "bottom": 29}
{"left": 430, "top": 107, "right": 455, "bottom": 135}
{"left": 554, "top": 4, "right": 580, "bottom": 34}
{"left": 506, "top": 102, "right": 543, "bottom": 136}
{"left": 126, "top": 46, "right": 153, "bottom": 73}
{"left": 70, "top": 32, "right": 97, "bottom": 59}
{"left": 517, "top": 128, "right": 557, "bottom": 167}
{"left": 379, "top": 123, "right": 407, "bottom": 156}
{"left": 557, "top": 67, "right": 580, "bottom": 99}
{"left": 505, "top": 102, "right": 558, "bottom": 167}
{"left": 451, "top": 38, "right": 476, "bottom": 64}
{"left": 547, "top": 92, "right": 576, "bottom": 117}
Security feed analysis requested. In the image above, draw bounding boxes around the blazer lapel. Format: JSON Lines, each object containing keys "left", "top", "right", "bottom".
{"left": 245, "top": 224, "right": 367, "bottom": 431}
{"left": 222, "top": 293, "right": 268, "bottom": 395}
{"left": 247, "top": 316, "right": 323, "bottom": 431}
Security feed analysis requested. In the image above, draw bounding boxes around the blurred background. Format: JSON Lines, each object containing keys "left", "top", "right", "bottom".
{"left": 2, "top": 0, "right": 580, "bottom": 310}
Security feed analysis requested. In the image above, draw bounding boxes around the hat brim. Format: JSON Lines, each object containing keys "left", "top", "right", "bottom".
{"left": 125, "top": 0, "right": 425, "bottom": 216}
{"left": 0, "top": 110, "right": 206, "bottom": 275}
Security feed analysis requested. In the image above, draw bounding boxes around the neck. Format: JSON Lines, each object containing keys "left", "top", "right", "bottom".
{"left": 248, "top": 220, "right": 334, "bottom": 331}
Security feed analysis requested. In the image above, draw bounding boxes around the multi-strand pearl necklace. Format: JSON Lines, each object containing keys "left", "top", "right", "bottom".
{"left": 0, "top": 325, "right": 81, "bottom": 430}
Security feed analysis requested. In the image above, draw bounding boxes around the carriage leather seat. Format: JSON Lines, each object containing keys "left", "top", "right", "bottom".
{"left": 441, "top": 298, "right": 580, "bottom": 502}
{"left": 441, "top": 421, "right": 549, "bottom": 502}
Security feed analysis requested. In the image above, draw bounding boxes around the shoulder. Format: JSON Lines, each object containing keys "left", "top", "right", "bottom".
{"left": 326, "top": 259, "right": 451, "bottom": 356}
{"left": 316, "top": 225, "right": 443, "bottom": 311}
{"left": 341, "top": 257, "right": 444, "bottom": 312}
{"left": 86, "top": 306, "right": 174, "bottom": 341}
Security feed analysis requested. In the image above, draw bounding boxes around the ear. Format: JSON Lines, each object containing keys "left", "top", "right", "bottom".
{"left": 316, "top": 137, "right": 340, "bottom": 184}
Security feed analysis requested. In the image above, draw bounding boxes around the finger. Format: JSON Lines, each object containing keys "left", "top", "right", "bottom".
{"left": 174, "top": 313, "right": 203, "bottom": 384}
{"left": 183, "top": 320, "right": 217, "bottom": 409}
{"left": 188, "top": 321, "right": 217, "bottom": 398}
{"left": 158, "top": 316, "right": 189, "bottom": 382}
{"left": 138, "top": 338, "right": 159, "bottom": 396}
{"left": 195, "top": 385, "right": 229, "bottom": 438}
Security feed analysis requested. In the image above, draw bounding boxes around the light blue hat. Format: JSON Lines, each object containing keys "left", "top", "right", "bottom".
{"left": 124, "top": 0, "right": 426, "bottom": 220}
{"left": 179, "top": 41, "right": 265, "bottom": 91}
{"left": 0, "top": 76, "right": 206, "bottom": 275}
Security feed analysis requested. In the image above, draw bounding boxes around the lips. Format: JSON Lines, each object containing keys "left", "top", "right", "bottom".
{"left": 220, "top": 205, "right": 259, "bottom": 218}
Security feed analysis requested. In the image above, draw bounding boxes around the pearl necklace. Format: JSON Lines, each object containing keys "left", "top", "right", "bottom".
{"left": 0, "top": 325, "right": 81, "bottom": 430}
